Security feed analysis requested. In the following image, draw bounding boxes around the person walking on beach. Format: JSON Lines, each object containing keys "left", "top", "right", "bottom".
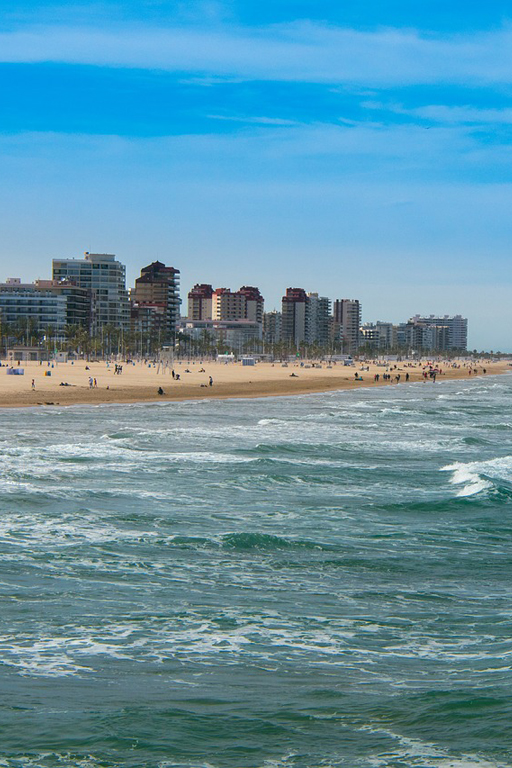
{"left": 89, "top": 377, "right": 93, "bottom": 388}
{"left": 209, "top": 376, "right": 213, "bottom": 387}
{"left": 31, "top": 378, "right": 35, "bottom": 390}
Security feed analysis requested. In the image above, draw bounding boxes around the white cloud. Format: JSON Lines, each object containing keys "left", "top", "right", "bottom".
{"left": 362, "top": 101, "right": 512, "bottom": 125}
{"left": 207, "top": 114, "right": 299, "bottom": 125}
{"left": 409, "top": 105, "right": 512, "bottom": 124}
{"left": 0, "top": 119, "right": 486, "bottom": 172}
{"left": 1, "top": 20, "right": 512, "bottom": 86}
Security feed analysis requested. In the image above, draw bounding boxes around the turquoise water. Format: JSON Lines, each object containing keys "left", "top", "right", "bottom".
{"left": 1, "top": 375, "right": 512, "bottom": 767}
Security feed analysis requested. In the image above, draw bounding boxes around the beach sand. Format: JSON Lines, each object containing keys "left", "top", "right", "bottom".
{"left": 0, "top": 358, "right": 509, "bottom": 408}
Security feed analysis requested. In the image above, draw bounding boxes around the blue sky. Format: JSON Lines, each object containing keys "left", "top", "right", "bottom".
{"left": 1, "top": 1, "right": 512, "bottom": 350}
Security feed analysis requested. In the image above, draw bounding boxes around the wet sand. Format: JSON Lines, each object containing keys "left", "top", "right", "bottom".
{"left": 0, "top": 359, "right": 509, "bottom": 408}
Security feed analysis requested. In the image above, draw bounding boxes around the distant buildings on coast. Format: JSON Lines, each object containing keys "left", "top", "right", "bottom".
{"left": 0, "top": 251, "right": 468, "bottom": 355}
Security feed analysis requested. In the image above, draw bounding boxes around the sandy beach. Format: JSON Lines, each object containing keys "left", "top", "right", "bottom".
{"left": 0, "top": 358, "right": 509, "bottom": 408}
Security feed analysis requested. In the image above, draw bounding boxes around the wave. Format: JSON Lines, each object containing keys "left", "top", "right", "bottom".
{"left": 220, "top": 531, "right": 328, "bottom": 551}
{"left": 441, "top": 455, "right": 512, "bottom": 498}
{"left": 158, "top": 532, "right": 334, "bottom": 553}
{"left": 358, "top": 723, "right": 509, "bottom": 767}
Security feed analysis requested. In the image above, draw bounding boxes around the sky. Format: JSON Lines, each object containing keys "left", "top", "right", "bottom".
{"left": 1, "top": 1, "right": 512, "bottom": 350}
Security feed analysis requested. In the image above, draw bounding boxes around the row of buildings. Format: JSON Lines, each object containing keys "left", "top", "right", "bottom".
{"left": 360, "top": 316, "right": 468, "bottom": 353}
{"left": 0, "top": 251, "right": 468, "bottom": 353}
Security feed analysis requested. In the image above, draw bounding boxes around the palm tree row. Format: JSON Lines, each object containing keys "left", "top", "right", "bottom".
{"left": 1, "top": 320, "right": 480, "bottom": 361}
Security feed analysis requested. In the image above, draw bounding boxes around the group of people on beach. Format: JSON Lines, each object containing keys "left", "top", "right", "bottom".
{"left": 158, "top": 373, "right": 213, "bottom": 395}
{"left": 372, "top": 372, "right": 411, "bottom": 383}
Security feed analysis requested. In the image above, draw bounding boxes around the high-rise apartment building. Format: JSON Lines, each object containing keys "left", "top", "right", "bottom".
{"left": 212, "top": 288, "right": 247, "bottom": 322}
{"left": 191, "top": 285, "right": 264, "bottom": 337}
{"left": 281, "top": 288, "right": 307, "bottom": 345}
{"left": 333, "top": 299, "right": 362, "bottom": 354}
{"left": 361, "top": 321, "right": 395, "bottom": 350}
{"left": 360, "top": 323, "right": 380, "bottom": 348}
{"left": 238, "top": 286, "right": 264, "bottom": 326}
{"left": 408, "top": 315, "right": 468, "bottom": 351}
{"left": 187, "top": 284, "right": 213, "bottom": 320}
{"left": 263, "top": 311, "right": 282, "bottom": 345}
{"left": 0, "top": 278, "right": 90, "bottom": 335}
{"left": 131, "top": 261, "right": 181, "bottom": 342}
{"left": 53, "top": 252, "right": 129, "bottom": 334}
{"left": 375, "top": 321, "right": 395, "bottom": 349}
{"left": 396, "top": 319, "right": 455, "bottom": 352}
{"left": 306, "top": 293, "right": 331, "bottom": 345}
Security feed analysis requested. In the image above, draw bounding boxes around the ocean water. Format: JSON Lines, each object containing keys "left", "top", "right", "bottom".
{"left": 1, "top": 375, "right": 512, "bottom": 768}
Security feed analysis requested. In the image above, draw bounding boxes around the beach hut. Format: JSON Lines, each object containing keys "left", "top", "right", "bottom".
{"left": 7, "top": 346, "right": 48, "bottom": 363}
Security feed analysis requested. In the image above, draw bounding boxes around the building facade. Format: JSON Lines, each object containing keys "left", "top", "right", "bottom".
{"left": 0, "top": 278, "right": 90, "bottom": 337}
{"left": 281, "top": 288, "right": 308, "bottom": 346}
{"left": 263, "top": 310, "right": 282, "bottom": 345}
{"left": 130, "top": 261, "right": 181, "bottom": 342}
{"left": 408, "top": 315, "right": 468, "bottom": 351}
{"left": 212, "top": 288, "right": 247, "bottom": 322}
{"left": 36, "top": 280, "right": 91, "bottom": 329}
{"left": 333, "top": 299, "right": 362, "bottom": 354}
{"left": 187, "top": 284, "right": 213, "bottom": 320}
{"left": 238, "top": 286, "right": 264, "bottom": 327}
{"left": 53, "top": 252, "right": 130, "bottom": 334}
{"left": 306, "top": 293, "right": 331, "bottom": 346}
{"left": 375, "top": 321, "right": 395, "bottom": 349}
{"left": 179, "top": 319, "right": 261, "bottom": 352}
{"left": 188, "top": 285, "right": 265, "bottom": 338}
{"left": 360, "top": 320, "right": 395, "bottom": 351}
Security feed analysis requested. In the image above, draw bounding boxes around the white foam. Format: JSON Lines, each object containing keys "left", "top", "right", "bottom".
{"left": 361, "top": 724, "right": 507, "bottom": 767}
{"left": 441, "top": 455, "right": 512, "bottom": 497}
{"left": 0, "top": 512, "right": 159, "bottom": 546}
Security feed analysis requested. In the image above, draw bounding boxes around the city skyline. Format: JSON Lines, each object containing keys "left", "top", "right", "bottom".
{"left": 0, "top": 256, "right": 479, "bottom": 352}
{"left": 1, "top": 1, "right": 511, "bottom": 350}
{"left": 0, "top": 254, "right": 470, "bottom": 356}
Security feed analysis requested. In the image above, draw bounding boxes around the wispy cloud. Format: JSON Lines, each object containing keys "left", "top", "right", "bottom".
{"left": 207, "top": 114, "right": 299, "bottom": 125}
{"left": 361, "top": 100, "right": 512, "bottom": 126}
{"left": 0, "top": 119, "right": 490, "bottom": 180}
{"left": 1, "top": 21, "right": 512, "bottom": 86}
{"left": 407, "top": 105, "right": 512, "bottom": 125}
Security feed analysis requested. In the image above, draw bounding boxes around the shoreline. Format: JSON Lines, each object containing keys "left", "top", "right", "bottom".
{"left": 0, "top": 360, "right": 509, "bottom": 410}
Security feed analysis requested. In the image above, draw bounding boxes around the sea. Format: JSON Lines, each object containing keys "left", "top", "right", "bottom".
{"left": 1, "top": 373, "right": 512, "bottom": 768}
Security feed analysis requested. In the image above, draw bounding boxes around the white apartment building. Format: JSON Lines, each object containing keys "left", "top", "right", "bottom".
{"left": 333, "top": 299, "right": 362, "bottom": 354}
{"left": 53, "top": 252, "right": 130, "bottom": 334}
{"left": 409, "top": 315, "right": 468, "bottom": 351}
{"left": 306, "top": 293, "right": 331, "bottom": 346}
{"left": 263, "top": 310, "right": 282, "bottom": 345}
